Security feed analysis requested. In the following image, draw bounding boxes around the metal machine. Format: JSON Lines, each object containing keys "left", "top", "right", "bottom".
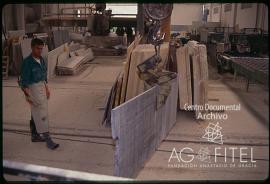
{"left": 202, "top": 26, "right": 268, "bottom": 74}
{"left": 143, "top": 3, "right": 173, "bottom": 46}
{"left": 216, "top": 28, "right": 269, "bottom": 91}
{"left": 137, "top": 4, "right": 176, "bottom": 108}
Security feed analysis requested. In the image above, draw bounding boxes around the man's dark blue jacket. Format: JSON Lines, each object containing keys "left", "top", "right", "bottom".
{"left": 20, "top": 54, "right": 48, "bottom": 88}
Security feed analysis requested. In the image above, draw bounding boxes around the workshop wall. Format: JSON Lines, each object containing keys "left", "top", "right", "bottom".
{"left": 204, "top": 3, "right": 268, "bottom": 31}
{"left": 235, "top": 3, "right": 257, "bottom": 29}
{"left": 220, "top": 3, "right": 235, "bottom": 27}
{"left": 171, "top": 3, "right": 203, "bottom": 32}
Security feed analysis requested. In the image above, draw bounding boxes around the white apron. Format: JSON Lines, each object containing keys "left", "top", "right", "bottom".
{"left": 29, "top": 81, "right": 49, "bottom": 133}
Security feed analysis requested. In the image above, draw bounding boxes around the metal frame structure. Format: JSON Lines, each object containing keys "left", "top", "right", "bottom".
{"left": 230, "top": 57, "right": 269, "bottom": 91}
{"left": 41, "top": 13, "right": 137, "bottom": 28}
{"left": 42, "top": 3, "right": 137, "bottom": 29}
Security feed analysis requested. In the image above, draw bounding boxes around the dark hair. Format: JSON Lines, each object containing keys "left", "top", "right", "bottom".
{"left": 31, "top": 38, "right": 44, "bottom": 47}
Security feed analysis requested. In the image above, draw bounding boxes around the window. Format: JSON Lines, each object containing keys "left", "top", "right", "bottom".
{"left": 224, "top": 4, "right": 232, "bottom": 12}
{"left": 76, "top": 9, "right": 81, "bottom": 17}
{"left": 106, "top": 3, "right": 137, "bottom": 18}
{"left": 213, "top": 7, "right": 219, "bottom": 14}
{"left": 241, "top": 3, "right": 252, "bottom": 9}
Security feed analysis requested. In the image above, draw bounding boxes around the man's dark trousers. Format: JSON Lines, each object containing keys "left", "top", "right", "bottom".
{"left": 30, "top": 115, "right": 39, "bottom": 136}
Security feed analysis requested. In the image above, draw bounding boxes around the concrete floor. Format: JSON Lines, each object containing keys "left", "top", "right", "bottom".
{"left": 137, "top": 66, "right": 269, "bottom": 180}
{"left": 3, "top": 57, "right": 269, "bottom": 181}
{"left": 3, "top": 57, "right": 123, "bottom": 180}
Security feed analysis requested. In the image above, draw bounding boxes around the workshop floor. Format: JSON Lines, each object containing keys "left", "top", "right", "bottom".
{"left": 3, "top": 56, "right": 123, "bottom": 180}
{"left": 137, "top": 65, "right": 269, "bottom": 180}
{"left": 3, "top": 57, "right": 269, "bottom": 181}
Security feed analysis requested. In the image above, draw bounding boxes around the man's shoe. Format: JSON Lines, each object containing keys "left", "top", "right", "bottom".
{"left": 30, "top": 116, "right": 45, "bottom": 142}
{"left": 31, "top": 134, "right": 45, "bottom": 142}
{"left": 42, "top": 132, "right": 59, "bottom": 150}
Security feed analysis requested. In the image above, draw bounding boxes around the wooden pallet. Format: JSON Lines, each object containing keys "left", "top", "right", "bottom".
{"left": 2, "top": 56, "right": 9, "bottom": 80}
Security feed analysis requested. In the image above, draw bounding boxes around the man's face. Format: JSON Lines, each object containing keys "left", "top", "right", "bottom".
{"left": 31, "top": 45, "right": 44, "bottom": 57}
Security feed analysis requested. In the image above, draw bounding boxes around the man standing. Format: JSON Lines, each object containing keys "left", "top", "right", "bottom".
{"left": 20, "top": 38, "right": 59, "bottom": 150}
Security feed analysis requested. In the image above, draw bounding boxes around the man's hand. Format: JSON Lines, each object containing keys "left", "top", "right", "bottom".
{"left": 46, "top": 88, "right": 50, "bottom": 99}
{"left": 45, "top": 84, "right": 50, "bottom": 99}
{"left": 25, "top": 96, "right": 33, "bottom": 105}
{"left": 22, "top": 88, "right": 33, "bottom": 105}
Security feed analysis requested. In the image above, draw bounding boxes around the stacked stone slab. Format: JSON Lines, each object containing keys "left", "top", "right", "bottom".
{"left": 176, "top": 40, "right": 208, "bottom": 118}
{"left": 56, "top": 48, "right": 94, "bottom": 75}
